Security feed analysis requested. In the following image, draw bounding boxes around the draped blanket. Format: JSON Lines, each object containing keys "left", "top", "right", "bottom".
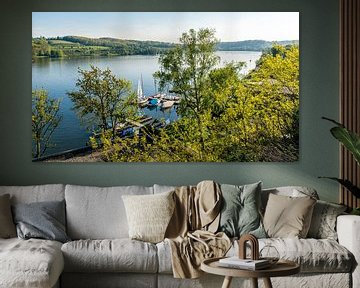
{"left": 165, "top": 181, "right": 231, "bottom": 278}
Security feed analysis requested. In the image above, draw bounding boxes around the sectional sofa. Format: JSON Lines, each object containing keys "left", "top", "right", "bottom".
{"left": 0, "top": 183, "right": 359, "bottom": 288}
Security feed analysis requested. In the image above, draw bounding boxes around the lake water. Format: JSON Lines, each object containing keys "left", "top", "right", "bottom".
{"left": 32, "top": 51, "right": 261, "bottom": 157}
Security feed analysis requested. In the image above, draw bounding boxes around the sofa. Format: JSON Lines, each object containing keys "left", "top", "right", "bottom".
{"left": 0, "top": 183, "right": 359, "bottom": 288}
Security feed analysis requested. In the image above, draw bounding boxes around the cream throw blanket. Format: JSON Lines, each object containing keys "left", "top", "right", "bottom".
{"left": 165, "top": 181, "right": 231, "bottom": 278}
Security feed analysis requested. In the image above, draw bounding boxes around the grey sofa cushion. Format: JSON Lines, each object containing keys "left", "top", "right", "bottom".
{"left": 0, "top": 184, "right": 65, "bottom": 204}
{"left": 0, "top": 238, "right": 64, "bottom": 288}
{"left": 153, "top": 184, "right": 176, "bottom": 194}
{"left": 12, "top": 200, "right": 70, "bottom": 243}
{"left": 62, "top": 239, "right": 158, "bottom": 273}
{"left": 65, "top": 185, "right": 153, "bottom": 239}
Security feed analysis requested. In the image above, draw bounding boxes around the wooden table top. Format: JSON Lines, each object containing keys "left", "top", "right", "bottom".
{"left": 201, "top": 257, "right": 300, "bottom": 278}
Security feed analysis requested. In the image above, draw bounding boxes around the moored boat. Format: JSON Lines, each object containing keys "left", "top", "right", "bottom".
{"left": 147, "top": 97, "right": 160, "bottom": 107}
{"left": 161, "top": 100, "right": 175, "bottom": 109}
{"left": 137, "top": 76, "right": 148, "bottom": 107}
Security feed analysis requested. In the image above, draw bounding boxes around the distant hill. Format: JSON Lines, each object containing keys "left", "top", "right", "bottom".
{"left": 217, "top": 40, "right": 299, "bottom": 51}
{"left": 32, "top": 36, "right": 299, "bottom": 59}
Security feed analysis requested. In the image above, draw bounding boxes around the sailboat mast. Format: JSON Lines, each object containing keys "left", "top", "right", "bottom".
{"left": 137, "top": 75, "right": 144, "bottom": 99}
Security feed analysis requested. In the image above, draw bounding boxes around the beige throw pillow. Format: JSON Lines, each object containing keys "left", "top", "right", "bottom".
{"left": 0, "top": 194, "right": 16, "bottom": 238}
{"left": 122, "top": 191, "right": 175, "bottom": 243}
{"left": 263, "top": 193, "right": 316, "bottom": 238}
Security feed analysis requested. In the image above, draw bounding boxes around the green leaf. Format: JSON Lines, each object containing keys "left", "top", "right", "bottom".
{"left": 330, "top": 127, "right": 360, "bottom": 165}
{"left": 319, "top": 177, "right": 360, "bottom": 198}
{"left": 322, "top": 117, "right": 360, "bottom": 165}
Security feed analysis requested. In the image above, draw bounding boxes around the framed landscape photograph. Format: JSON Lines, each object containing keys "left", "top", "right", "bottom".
{"left": 32, "top": 12, "right": 299, "bottom": 162}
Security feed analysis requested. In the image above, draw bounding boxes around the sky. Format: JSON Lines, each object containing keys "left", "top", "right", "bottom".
{"left": 32, "top": 12, "right": 299, "bottom": 43}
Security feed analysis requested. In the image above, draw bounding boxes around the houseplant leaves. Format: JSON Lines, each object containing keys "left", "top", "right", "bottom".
{"left": 322, "top": 117, "right": 360, "bottom": 165}
{"left": 320, "top": 117, "right": 360, "bottom": 206}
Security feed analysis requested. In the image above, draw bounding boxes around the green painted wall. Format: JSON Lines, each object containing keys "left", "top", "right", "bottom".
{"left": 0, "top": 0, "right": 340, "bottom": 202}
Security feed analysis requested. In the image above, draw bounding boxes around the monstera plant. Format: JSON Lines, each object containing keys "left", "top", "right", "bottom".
{"left": 321, "top": 117, "right": 360, "bottom": 214}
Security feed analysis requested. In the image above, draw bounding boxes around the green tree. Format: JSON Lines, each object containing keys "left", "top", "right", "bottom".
{"left": 154, "top": 28, "right": 220, "bottom": 160}
{"left": 32, "top": 89, "right": 62, "bottom": 158}
{"left": 244, "top": 44, "right": 299, "bottom": 160}
{"left": 68, "top": 66, "right": 137, "bottom": 138}
{"left": 94, "top": 37, "right": 299, "bottom": 162}
{"left": 50, "top": 49, "right": 64, "bottom": 58}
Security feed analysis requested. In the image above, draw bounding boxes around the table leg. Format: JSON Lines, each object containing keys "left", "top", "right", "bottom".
{"left": 221, "top": 276, "right": 233, "bottom": 288}
{"left": 263, "top": 277, "right": 273, "bottom": 288}
{"left": 251, "top": 278, "right": 258, "bottom": 288}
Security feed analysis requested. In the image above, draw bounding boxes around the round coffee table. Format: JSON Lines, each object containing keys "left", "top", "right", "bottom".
{"left": 201, "top": 257, "right": 300, "bottom": 288}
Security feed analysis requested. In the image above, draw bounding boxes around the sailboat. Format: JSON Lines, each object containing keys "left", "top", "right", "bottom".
{"left": 137, "top": 76, "right": 148, "bottom": 107}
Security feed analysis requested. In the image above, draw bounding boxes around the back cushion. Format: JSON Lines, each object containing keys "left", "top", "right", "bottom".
{"left": 0, "top": 184, "right": 65, "bottom": 204}
{"left": 65, "top": 185, "right": 153, "bottom": 239}
{"left": 153, "top": 184, "right": 176, "bottom": 194}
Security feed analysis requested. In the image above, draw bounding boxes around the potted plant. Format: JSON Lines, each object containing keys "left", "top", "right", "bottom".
{"left": 321, "top": 117, "right": 360, "bottom": 215}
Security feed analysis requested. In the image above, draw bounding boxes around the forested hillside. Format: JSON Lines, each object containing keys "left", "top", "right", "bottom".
{"left": 32, "top": 36, "right": 298, "bottom": 59}
{"left": 217, "top": 40, "right": 299, "bottom": 51}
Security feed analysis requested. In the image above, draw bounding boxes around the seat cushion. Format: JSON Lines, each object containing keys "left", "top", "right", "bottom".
{"left": 228, "top": 238, "right": 354, "bottom": 273}
{"left": 65, "top": 185, "right": 153, "bottom": 239}
{"left": 61, "top": 239, "right": 158, "bottom": 273}
{"left": 157, "top": 238, "right": 354, "bottom": 274}
{"left": 0, "top": 238, "right": 64, "bottom": 288}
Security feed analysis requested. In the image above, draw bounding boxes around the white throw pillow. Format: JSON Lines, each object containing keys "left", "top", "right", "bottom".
{"left": 122, "top": 191, "right": 175, "bottom": 243}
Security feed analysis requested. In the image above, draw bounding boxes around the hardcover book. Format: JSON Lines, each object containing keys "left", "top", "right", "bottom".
{"left": 218, "top": 257, "right": 271, "bottom": 270}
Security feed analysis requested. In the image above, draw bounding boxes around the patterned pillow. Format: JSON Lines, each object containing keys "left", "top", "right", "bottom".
{"left": 307, "top": 200, "right": 347, "bottom": 240}
{"left": 122, "top": 191, "right": 175, "bottom": 243}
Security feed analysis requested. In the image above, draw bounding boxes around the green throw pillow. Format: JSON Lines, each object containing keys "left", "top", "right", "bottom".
{"left": 218, "top": 182, "right": 266, "bottom": 238}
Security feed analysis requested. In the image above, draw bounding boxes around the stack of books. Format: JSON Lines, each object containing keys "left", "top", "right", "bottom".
{"left": 218, "top": 257, "right": 271, "bottom": 270}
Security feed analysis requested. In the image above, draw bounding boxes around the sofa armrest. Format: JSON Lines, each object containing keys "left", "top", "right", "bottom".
{"left": 337, "top": 215, "right": 360, "bottom": 288}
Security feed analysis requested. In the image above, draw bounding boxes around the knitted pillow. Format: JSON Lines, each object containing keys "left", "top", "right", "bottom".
{"left": 122, "top": 191, "right": 175, "bottom": 243}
